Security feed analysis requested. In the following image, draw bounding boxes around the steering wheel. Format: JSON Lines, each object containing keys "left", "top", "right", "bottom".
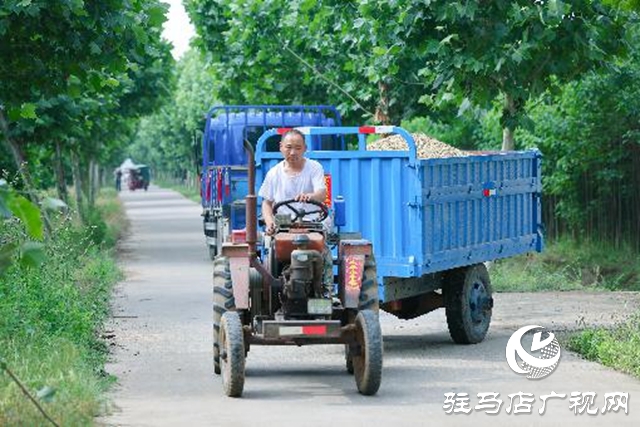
{"left": 272, "top": 198, "right": 329, "bottom": 223}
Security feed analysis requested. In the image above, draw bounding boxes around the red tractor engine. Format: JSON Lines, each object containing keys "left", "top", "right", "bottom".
{"left": 278, "top": 234, "right": 325, "bottom": 317}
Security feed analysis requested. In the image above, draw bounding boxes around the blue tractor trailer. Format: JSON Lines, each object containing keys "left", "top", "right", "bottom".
{"left": 201, "top": 105, "right": 342, "bottom": 259}
{"left": 254, "top": 126, "right": 544, "bottom": 344}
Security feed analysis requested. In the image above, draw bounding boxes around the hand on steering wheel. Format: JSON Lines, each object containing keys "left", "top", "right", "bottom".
{"left": 272, "top": 198, "right": 329, "bottom": 223}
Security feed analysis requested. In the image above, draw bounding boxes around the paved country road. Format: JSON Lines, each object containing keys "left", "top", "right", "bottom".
{"left": 100, "top": 187, "right": 640, "bottom": 427}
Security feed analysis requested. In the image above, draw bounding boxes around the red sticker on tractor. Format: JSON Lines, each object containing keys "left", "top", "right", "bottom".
{"left": 346, "top": 256, "right": 364, "bottom": 289}
{"left": 324, "top": 174, "right": 332, "bottom": 207}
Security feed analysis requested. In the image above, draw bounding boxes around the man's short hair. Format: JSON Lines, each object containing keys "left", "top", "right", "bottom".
{"left": 280, "top": 129, "right": 306, "bottom": 145}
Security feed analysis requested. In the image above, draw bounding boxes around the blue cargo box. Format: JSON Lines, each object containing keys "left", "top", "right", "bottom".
{"left": 200, "top": 106, "right": 344, "bottom": 260}
{"left": 255, "top": 126, "right": 543, "bottom": 302}
{"left": 201, "top": 105, "right": 343, "bottom": 210}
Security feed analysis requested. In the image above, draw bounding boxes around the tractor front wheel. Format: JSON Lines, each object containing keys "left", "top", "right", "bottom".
{"left": 352, "top": 309, "right": 383, "bottom": 395}
{"left": 219, "top": 311, "right": 245, "bottom": 397}
{"left": 344, "top": 344, "right": 354, "bottom": 374}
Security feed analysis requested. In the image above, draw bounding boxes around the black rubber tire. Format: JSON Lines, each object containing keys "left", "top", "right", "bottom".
{"left": 344, "top": 255, "right": 379, "bottom": 374}
{"left": 358, "top": 255, "right": 379, "bottom": 312}
{"left": 213, "top": 257, "right": 235, "bottom": 375}
{"left": 208, "top": 244, "right": 218, "bottom": 261}
{"left": 353, "top": 309, "right": 383, "bottom": 395}
{"left": 443, "top": 264, "right": 493, "bottom": 344}
{"left": 345, "top": 255, "right": 378, "bottom": 374}
{"left": 345, "top": 344, "right": 354, "bottom": 375}
{"left": 219, "top": 311, "right": 245, "bottom": 397}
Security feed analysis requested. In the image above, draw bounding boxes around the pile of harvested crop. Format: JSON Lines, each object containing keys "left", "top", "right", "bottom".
{"left": 367, "top": 133, "right": 466, "bottom": 159}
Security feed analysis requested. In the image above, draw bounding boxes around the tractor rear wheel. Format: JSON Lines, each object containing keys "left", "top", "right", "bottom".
{"left": 443, "top": 264, "right": 493, "bottom": 344}
{"left": 219, "top": 311, "right": 245, "bottom": 397}
{"left": 213, "top": 257, "right": 235, "bottom": 375}
{"left": 346, "top": 255, "right": 379, "bottom": 374}
{"left": 352, "top": 309, "right": 383, "bottom": 395}
{"left": 344, "top": 254, "right": 380, "bottom": 375}
{"left": 358, "top": 254, "right": 379, "bottom": 311}
{"left": 208, "top": 244, "right": 218, "bottom": 260}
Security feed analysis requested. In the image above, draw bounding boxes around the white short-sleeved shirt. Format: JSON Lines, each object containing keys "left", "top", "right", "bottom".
{"left": 259, "top": 159, "right": 326, "bottom": 218}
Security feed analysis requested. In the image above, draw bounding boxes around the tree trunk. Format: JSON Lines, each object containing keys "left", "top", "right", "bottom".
{"left": 0, "top": 110, "right": 58, "bottom": 236}
{"left": 0, "top": 109, "right": 37, "bottom": 198}
{"left": 82, "top": 162, "right": 91, "bottom": 209}
{"left": 88, "top": 158, "right": 98, "bottom": 207}
{"left": 93, "top": 161, "right": 100, "bottom": 201}
{"left": 502, "top": 127, "right": 515, "bottom": 152}
{"left": 374, "top": 81, "right": 391, "bottom": 125}
{"left": 501, "top": 93, "right": 516, "bottom": 151}
{"left": 54, "top": 141, "right": 68, "bottom": 203}
{"left": 71, "top": 151, "right": 86, "bottom": 224}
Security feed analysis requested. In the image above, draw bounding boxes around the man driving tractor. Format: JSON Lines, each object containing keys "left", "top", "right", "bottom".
{"left": 258, "top": 129, "right": 334, "bottom": 299}
{"left": 213, "top": 126, "right": 382, "bottom": 397}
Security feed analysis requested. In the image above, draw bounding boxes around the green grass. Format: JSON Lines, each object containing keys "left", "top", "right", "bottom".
{"left": 492, "top": 237, "right": 640, "bottom": 378}
{"left": 155, "top": 179, "right": 200, "bottom": 203}
{"left": 568, "top": 314, "right": 640, "bottom": 379}
{"left": 93, "top": 188, "right": 127, "bottom": 247}
{"left": 490, "top": 238, "right": 640, "bottom": 292}
{"left": 0, "top": 188, "right": 125, "bottom": 426}
{"left": 0, "top": 337, "right": 112, "bottom": 426}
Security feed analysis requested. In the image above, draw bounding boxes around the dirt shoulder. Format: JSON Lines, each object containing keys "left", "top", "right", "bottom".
{"left": 491, "top": 291, "right": 640, "bottom": 332}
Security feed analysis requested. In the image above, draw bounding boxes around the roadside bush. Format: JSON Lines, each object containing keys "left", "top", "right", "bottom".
{"left": 569, "top": 315, "right": 640, "bottom": 379}
{"left": 0, "top": 189, "right": 124, "bottom": 426}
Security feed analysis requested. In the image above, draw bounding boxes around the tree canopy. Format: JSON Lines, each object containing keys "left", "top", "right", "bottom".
{"left": 185, "top": 0, "right": 628, "bottom": 148}
{"left": 1, "top": 1, "right": 638, "bottom": 248}
{"left": 0, "top": 0, "right": 173, "bottom": 212}
{"left": 129, "top": 49, "right": 217, "bottom": 179}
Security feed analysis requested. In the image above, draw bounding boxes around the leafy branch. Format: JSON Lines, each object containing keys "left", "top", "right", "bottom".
{"left": 280, "top": 42, "right": 376, "bottom": 118}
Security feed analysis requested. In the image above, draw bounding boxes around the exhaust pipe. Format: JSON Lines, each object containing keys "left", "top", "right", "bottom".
{"left": 243, "top": 139, "right": 257, "bottom": 255}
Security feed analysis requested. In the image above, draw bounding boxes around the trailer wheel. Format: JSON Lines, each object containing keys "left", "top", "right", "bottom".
{"left": 353, "top": 309, "right": 383, "bottom": 395}
{"left": 444, "top": 264, "right": 493, "bottom": 344}
{"left": 219, "top": 311, "right": 245, "bottom": 397}
{"left": 359, "top": 255, "right": 379, "bottom": 311}
{"left": 213, "top": 257, "right": 235, "bottom": 375}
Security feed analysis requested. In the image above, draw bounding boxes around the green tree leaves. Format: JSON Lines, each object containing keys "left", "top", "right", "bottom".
{"left": 0, "top": 181, "right": 45, "bottom": 275}
{"left": 129, "top": 50, "right": 217, "bottom": 178}
{"left": 185, "top": 0, "right": 629, "bottom": 147}
{"left": 0, "top": 1, "right": 173, "bottom": 209}
{"left": 5, "top": 193, "right": 43, "bottom": 241}
{"left": 19, "top": 104, "right": 38, "bottom": 120}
